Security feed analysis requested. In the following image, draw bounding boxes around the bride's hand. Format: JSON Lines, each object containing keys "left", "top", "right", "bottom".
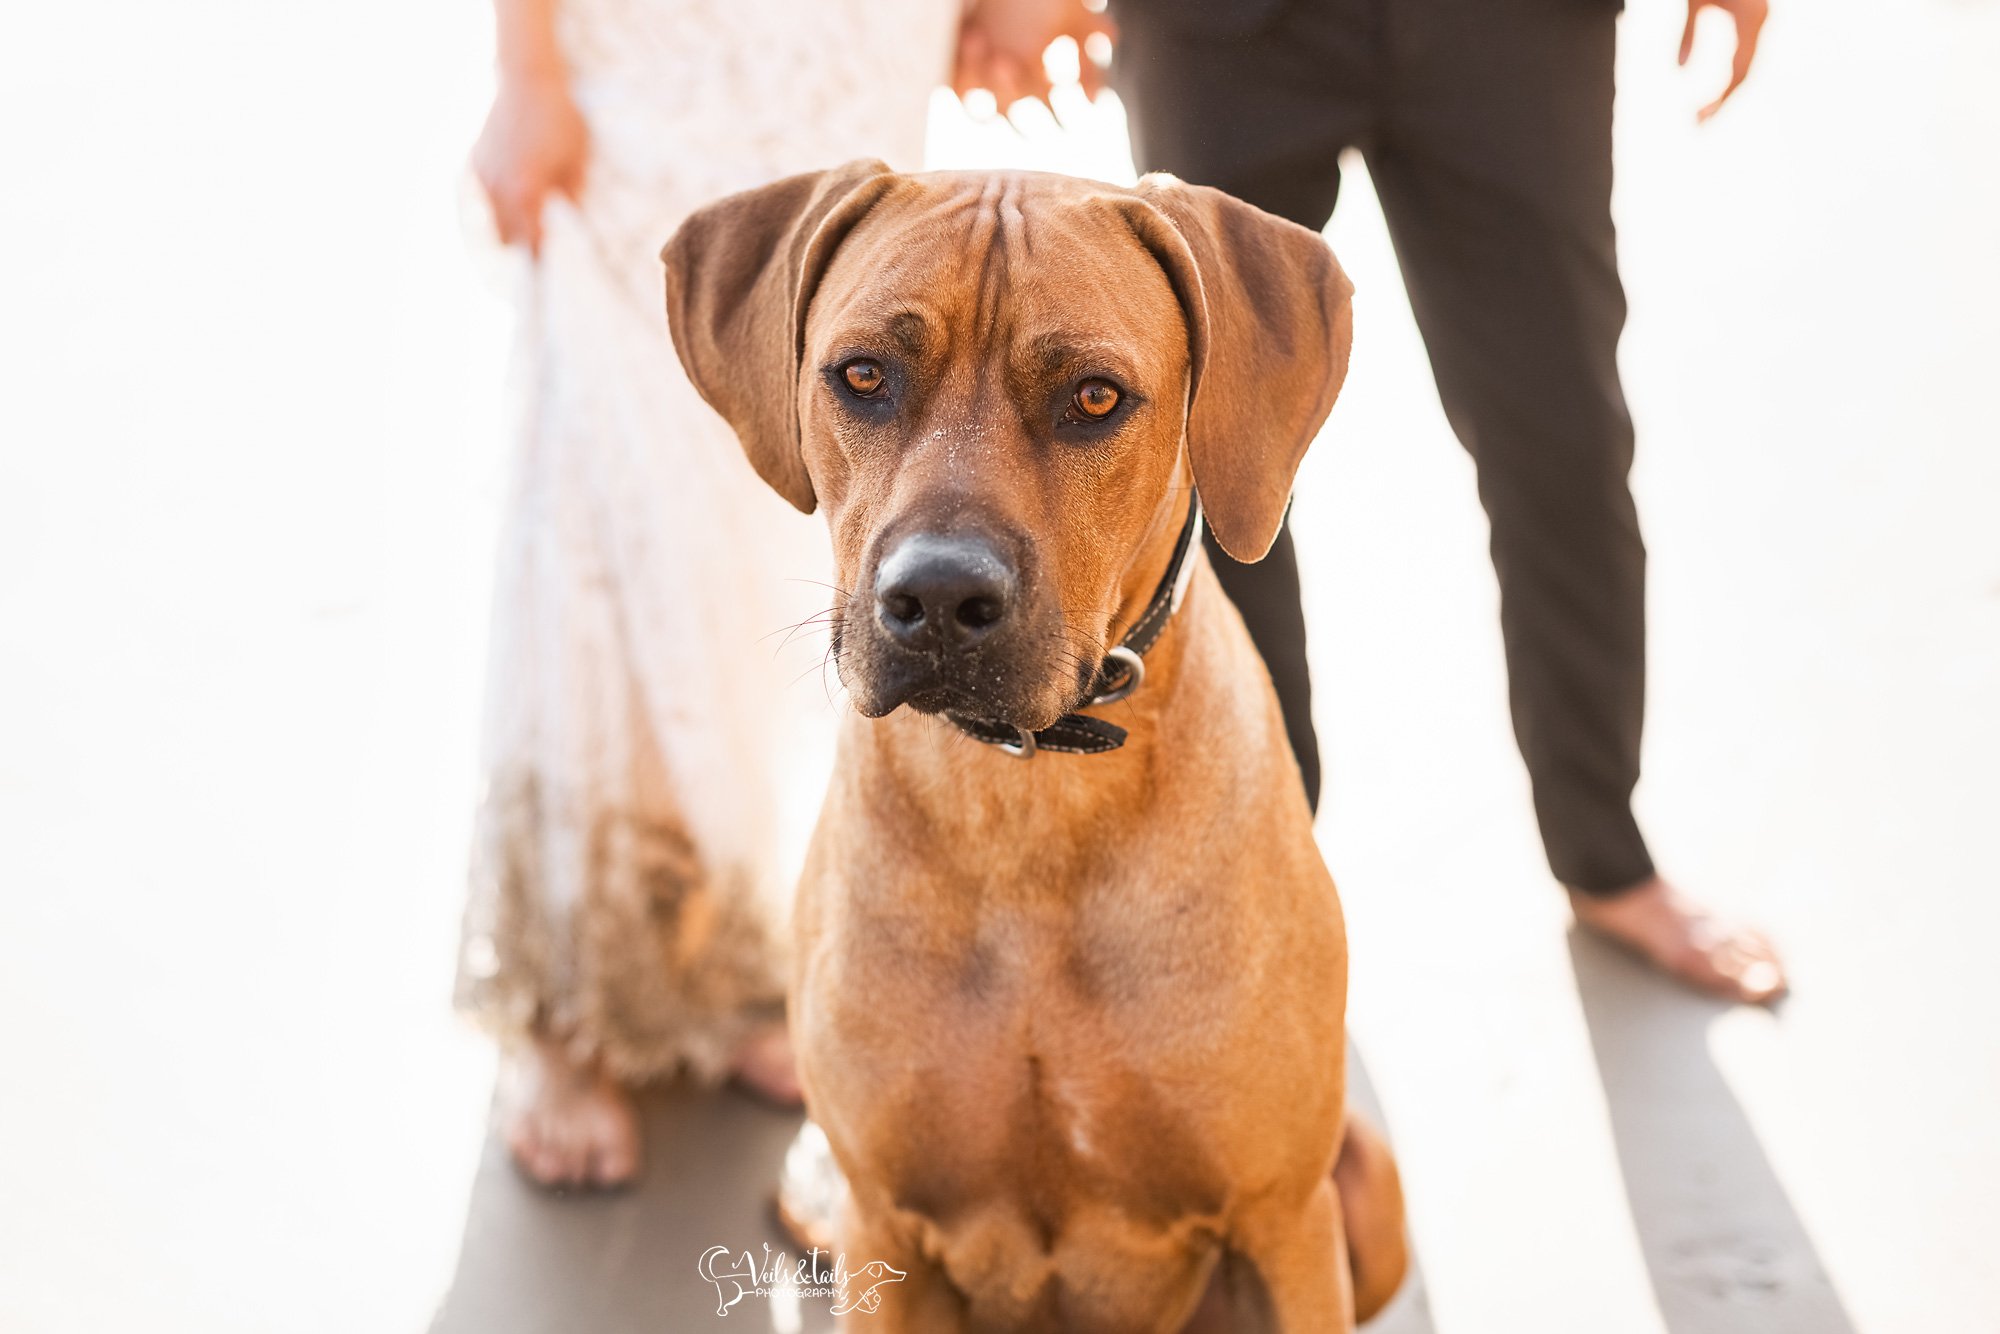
{"left": 473, "top": 70, "right": 588, "bottom": 257}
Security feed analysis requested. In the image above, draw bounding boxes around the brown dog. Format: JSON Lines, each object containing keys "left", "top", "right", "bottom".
{"left": 665, "top": 163, "right": 1406, "bottom": 1332}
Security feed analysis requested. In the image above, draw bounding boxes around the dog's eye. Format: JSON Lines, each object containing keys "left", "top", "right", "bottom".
{"left": 1073, "top": 379, "right": 1120, "bottom": 419}
{"left": 842, "top": 360, "right": 886, "bottom": 397}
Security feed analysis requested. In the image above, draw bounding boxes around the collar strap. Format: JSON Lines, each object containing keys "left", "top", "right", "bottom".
{"left": 945, "top": 494, "right": 1202, "bottom": 759}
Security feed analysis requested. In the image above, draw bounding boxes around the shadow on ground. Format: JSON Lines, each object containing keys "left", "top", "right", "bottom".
{"left": 1569, "top": 929, "right": 1857, "bottom": 1334}
{"left": 429, "top": 1047, "right": 1436, "bottom": 1332}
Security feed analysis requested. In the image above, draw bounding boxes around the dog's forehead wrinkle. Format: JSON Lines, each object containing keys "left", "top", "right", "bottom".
{"left": 969, "top": 179, "right": 1029, "bottom": 338}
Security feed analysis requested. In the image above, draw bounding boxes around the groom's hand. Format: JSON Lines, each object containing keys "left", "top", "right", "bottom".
{"left": 1681, "top": 0, "right": 1770, "bottom": 122}
{"left": 953, "top": 0, "right": 1115, "bottom": 114}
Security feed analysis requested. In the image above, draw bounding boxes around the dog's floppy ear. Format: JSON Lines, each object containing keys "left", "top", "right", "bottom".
{"left": 662, "top": 159, "right": 898, "bottom": 513}
{"left": 1124, "top": 174, "right": 1355, "bottom": 561}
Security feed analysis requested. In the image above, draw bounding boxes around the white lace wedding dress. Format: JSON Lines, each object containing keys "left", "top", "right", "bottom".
{"left": 456, "top": 0, "right": 956, "bottom": 1082}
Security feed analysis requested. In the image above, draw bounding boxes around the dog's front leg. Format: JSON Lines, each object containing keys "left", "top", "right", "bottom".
{"left": 1232, "top": 1178, "right": 1355, "bottom": 1332}
{"left": 835, "top": 1205, "right": 969, "bottom": 1332}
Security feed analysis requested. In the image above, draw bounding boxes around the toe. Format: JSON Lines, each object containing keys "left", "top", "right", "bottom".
{"left": 586, "top": 1103, "right": 642, "bottom": 1187}
{"left": 520, "top": 1135, "right": 562, "bottom": 1185}
{"left": 588, "top": 1132, "right": 640, "bottom": 1188}
{"left": 1667, "top": 928, "right": 1788, "bottom": 1005}
{"left": 505, "top": 1124, "right": 545, "bottom": 1180}
{"left": 516, "top": 1132, "right": 567, "bottom": 1186}
{"left": 1720, "top": 930, "right": 1789, "bottom": 1004}
{"left": 1663, "top": 939, "right": 1746, "bottom": 1002}
{"left": 531, "top": 1145, "right": 573, "bottom": 1187}
{"left": 506, "top": 1108, "right": 571, "bottom": 1186}
{"left": 546, "top": 1119, "right": 594, "bottom": 1187}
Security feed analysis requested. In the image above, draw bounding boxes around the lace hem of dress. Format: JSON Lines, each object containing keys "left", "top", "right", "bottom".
{"left": 454, "top": 770, "right": 787, "bottom": 1084}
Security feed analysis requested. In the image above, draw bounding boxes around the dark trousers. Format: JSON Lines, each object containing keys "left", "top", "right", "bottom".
{"left": 1114, "top": 0, "right": 1654, "bottom": 893}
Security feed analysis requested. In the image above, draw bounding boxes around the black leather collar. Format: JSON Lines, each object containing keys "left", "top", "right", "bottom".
{"left": 944, "top": 495, "right": 1201, "bottom": 758}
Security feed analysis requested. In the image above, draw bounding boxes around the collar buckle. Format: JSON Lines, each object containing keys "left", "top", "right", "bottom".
{"left": 1089, "top": 646, "right": 1147, "bottom": 707}
{"left": 994, "top": 726, "right": 1037, "bottom": 759}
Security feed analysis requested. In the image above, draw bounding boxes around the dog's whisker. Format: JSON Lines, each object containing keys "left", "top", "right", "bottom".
{"left": 816, "top": 636, "right": 853, "bottom": 712}
{"left": 761, "top": 608, "right": 841, "bottom": 651}
{"left": 789, "top": 656, "right": 836, "bottom": 690}
{"left": 767, "top": 611, "right": 843, "bottom": 656}
{"left": 784, "top": 576, "right": 856, "bottom": 597}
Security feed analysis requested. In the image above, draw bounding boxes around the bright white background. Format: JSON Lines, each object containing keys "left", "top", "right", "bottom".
{"left": 1, "top": 2, "right": 1995, "bottom": 1331}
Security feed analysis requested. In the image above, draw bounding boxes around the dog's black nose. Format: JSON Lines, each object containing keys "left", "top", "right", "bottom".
{"left": 874, "top": 534, "right": 1016, "bottom": 650}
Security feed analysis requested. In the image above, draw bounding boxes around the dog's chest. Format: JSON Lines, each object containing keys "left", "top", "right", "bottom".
{"left": 800, "top": 838, "right": 1343, "bottom": 1322}
{"left": 809, "top": 889, "right": 1246, "bottom": 1282}
{"left": 818, "top": 877, "right": 1238, "bottom": 1117}
{"left": 860, "top": 1029, "right": 1231, "bottom": 1333}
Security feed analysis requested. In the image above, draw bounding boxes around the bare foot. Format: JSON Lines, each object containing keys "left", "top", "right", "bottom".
{"left": 730, "top": 1022, "right": 804, "bottom": 1107}
{"left": 1568, "top": 876, "right": 1788, "bottom": 1005}
{"left": 502, "top": 1036, "right": 642, "bottom": 1189}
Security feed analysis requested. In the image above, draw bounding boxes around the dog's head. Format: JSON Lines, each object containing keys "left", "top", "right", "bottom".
{"left": 664, "top": 164, "right": 1352, "bottom": 730}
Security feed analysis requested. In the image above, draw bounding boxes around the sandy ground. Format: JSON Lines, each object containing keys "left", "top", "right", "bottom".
{"left": 1, "top": 2, "right": 1996, "bottom": 1331}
